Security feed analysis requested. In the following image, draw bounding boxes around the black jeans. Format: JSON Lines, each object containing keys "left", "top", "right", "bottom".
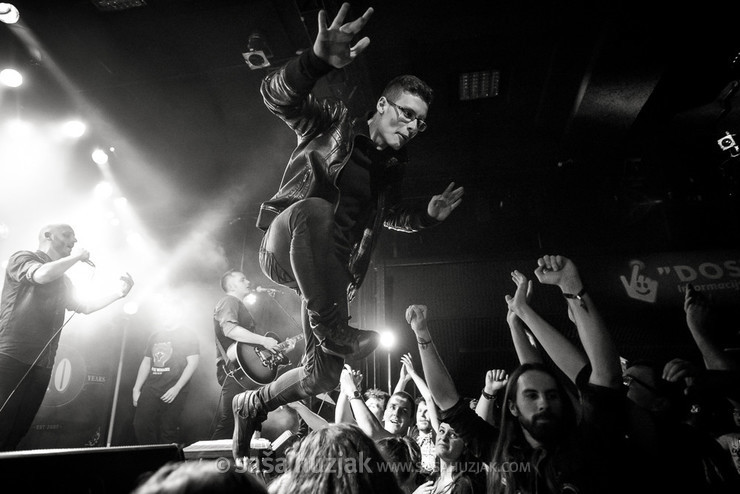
{"left": 133, "top": 386, "right": 188, "bottom": 444}
{"left": 211, "top": 372, "right": 256, "bottom": 440}
{"left": 0, "top": 354, "right": 52, "bottom": 451}
{"left": 256, "top": 198, "right": 348, "bottom": 411}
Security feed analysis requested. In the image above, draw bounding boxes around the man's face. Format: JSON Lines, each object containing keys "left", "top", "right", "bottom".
{"left": 229, "top": 272, "right": 252, "bottom": 298}
{"left": 435, "top": 422, "right": 464, "bottom": 462}
{"left": 416, "top": 400, "right": 431, "bottom": 433}
{"left": 47, "top": 225, "right": 77, "bottom": 258}
{"left": 374, "top": 92, "right": 428, "bottom": 151}
{"left": 510, "top": 370, "right": 565, "bottom": 444}
{"left": 365, "top": 397, "right": 385, "bottom": 422}
{"left": 383, "top": 395, "right": 413, "bottom": 435}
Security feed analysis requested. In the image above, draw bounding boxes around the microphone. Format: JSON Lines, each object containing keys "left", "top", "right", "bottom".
{"left": 255, "top": 286, "right": 282, "bottom": 294}
{"left": 83, "top": 259, "right": 96, "bottom": 267}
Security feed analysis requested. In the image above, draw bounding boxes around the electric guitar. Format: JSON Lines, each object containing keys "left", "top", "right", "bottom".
{"left": 229, "top": 332, "right": 304, "bottom": 385}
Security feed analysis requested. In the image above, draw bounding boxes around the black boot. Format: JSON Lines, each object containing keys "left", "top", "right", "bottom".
{"left": 231, "top": 391, "right": 267, "bottom": 461}
{"left": 313, "top": 319, "right": 379, "bottom": 360}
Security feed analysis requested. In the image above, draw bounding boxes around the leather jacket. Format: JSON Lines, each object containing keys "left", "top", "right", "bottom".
{"left": 257, "top": 50, "right": 438, "bottom": 299}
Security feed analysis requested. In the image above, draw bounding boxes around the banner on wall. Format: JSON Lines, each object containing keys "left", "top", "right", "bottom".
{"left": 17, "top": 340, "right": 118, "bottom": 450}
{"left": 587, "top": 249, "right": 740, "bottom": 309}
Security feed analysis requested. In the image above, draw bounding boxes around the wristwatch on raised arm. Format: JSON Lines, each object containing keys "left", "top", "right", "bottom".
{"left": 349, "top": 390, "right": 363, "bottom": 400}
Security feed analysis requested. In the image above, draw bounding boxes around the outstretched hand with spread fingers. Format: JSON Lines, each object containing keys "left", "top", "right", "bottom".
{"left": 427, "top": 182, "right": 464, "bottom": 221}
{"left": 314, "top": 2, "right": 374, "bottom": 68}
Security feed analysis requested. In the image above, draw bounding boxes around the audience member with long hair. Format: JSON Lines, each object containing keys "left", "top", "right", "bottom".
{"left": 267, "top": 423, "right": 404, "bottom": 494}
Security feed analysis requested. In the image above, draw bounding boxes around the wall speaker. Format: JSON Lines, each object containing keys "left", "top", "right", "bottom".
{"left": 0, "top": 443, "right": 183, "bottom": 493}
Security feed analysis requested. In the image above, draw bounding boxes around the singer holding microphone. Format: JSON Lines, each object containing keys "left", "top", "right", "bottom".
{"left": 0, "top": 223, "right": 134, "bottom": 451}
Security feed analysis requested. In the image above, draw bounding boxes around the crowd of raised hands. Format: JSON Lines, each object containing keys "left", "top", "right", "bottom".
{"left": 280, "top": 254, "right": 740, "bottom": 494}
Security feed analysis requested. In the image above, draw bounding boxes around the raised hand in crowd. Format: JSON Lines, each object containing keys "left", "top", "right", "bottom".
{"left": 505, "top": 268, "right": 587, "bottom": 383}
{"left": 534, "top": 255, "right": 622, "bottom": 388}
{"left": 504, "top": 274, "right": 542, "bottom": 365}
{"left": 475, "top": 369, "right": 508, "bottom": 425}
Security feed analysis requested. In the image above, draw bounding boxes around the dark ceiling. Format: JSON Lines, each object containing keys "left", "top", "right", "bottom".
{"left": 3, "top": 0, "right": 740, "bottom": 273}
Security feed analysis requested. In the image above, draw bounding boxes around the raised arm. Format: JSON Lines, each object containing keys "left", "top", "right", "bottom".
{"left": 506, "top": 269, "right": 587, "bottom": 383}
{"left": 75, "top": 272, "right": 134, "bottom": 314}
{"left": 505, "top": 278, "right": 543, "bottom": 364}
{"left": 339, "top": 365, "right": 392, "bottom": 440}
{"left": 534, "top": 255, "right": 622, "bottom": 388}
{"left": 475, "top": 369, "right": 508, "bottom": 426}
{"left": 335, "top": 366, "right": 362, "bottom": 425}
{"left": 393, "top": 356, "right": 412, "bottom": 395}
{"left": 406, "top": 304, "right": 460, "bottom": 411}
{"left": 400, "top": 353, "right": 440, "bottom": 432}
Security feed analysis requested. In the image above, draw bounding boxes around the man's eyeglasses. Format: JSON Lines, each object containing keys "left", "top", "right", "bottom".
{"left": 386, "top": 100, "right": 427, "bottom": 132}
{"left": 622, "top": 374, "right": 660, "bottom": 394}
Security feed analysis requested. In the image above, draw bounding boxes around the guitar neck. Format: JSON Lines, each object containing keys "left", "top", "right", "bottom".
{"left": 277, "top": 334, "right": 304, "bottom": 351}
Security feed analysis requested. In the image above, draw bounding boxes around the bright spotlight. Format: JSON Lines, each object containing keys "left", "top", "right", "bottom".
{"left": 245, "top": 293, "right": 257, "bottom": 305}
{"left": 91, "top": 148, "right": 109, "bottom": 165}
{"left": 114, "top": 197, "right": 128, "bottom": 208}
{"left": 123, "top": 301, "right": 139, "bottom": 315}
{"left": 379, "top": 330, "right": 396, "bottom": 350}
{"left": 6, "top": 118, "right": 31, "bottom": 137}
{"left": 0, "top": 3, "right": 19, "bottom": 24}
{"left": 62, "top": 120, "right": 86, "bottom": 138}
{"left": 0, "top": 68, "right": 22, "bottom": 87}
{"left": 126, "top": 231, "right": 144, "bottom": 249}
{"left": 94, "top": 181, "right": 113, "bottom": 199}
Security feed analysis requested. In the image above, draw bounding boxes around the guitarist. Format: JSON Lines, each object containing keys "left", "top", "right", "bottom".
{"left": 211, "top": 270, "right": 279, "bottom": 440}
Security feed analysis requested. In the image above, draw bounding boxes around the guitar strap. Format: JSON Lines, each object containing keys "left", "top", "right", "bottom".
{"left": 215, "top": 337, "right": 247, "bottom": 387}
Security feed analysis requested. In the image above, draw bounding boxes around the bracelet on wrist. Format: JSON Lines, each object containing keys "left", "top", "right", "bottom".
{"left": 481, "top": 389, "right": 494, "bottom": 400}
{"left": 562, "top": 287, "right": 586, "bottom": 300}
{"left": 562, "top": 287, "right": 587, "bottom": 309}
{"left": 416, "top": 337, "right": 432, "bottom": 349}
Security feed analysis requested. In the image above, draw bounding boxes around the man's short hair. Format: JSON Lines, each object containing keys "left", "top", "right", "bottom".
{"left": 364, "top": 388, "right": 390, "bottom": 406}
{"left": 220, "top": 270, "right": 237, "bottom": 292}
{"left": 390, "top": 391, "right": 415, "bottom": 415}
{"left": 382, "top": 75, "right": 434, "bottom": 108}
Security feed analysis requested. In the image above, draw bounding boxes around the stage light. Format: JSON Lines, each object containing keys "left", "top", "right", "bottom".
{"left": 242, "top": 32, "right": 272, "bottom": 70}
{"left": 0, "top": 3, "right": 19, "bottom": 24}
{"left": 6, "top": 118, "right": 31, "bottom": 137}
{"left": 123, "top": 301, "right": 139, "bottom": 315}
{"left": 114, "top": 197, "right": 128, "bottom": 208}
{"left": 62, "top": 120, "right": 87, "bottom": 138}
{"left": 92, "top": 148, "right": 109, "bottom": 165}
{"left": 126, "top": 231, "right": 144, "bottom": 249}
{"left": 94, "top": 181, "right": 113, "bottom": 199}
{"left": 245, "top": 293, "right": 257, "bottom": 305}
{"left": 379, "top": 330, "right": 395, "bottom": 350}
{"left": 0, "top": 68, "right": 22, "bottom": 87}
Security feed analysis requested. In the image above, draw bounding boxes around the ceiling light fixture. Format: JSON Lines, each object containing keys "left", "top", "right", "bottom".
{"left": 0, "top": 3, "right": 19, "bottom": 24}
{"left": 242, "top": 32, "right": 272, "bottom": 70}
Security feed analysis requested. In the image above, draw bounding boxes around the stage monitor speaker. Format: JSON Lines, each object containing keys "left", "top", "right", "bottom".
{"left": 0, "top": 444, "right": 183, "bottom": 493}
